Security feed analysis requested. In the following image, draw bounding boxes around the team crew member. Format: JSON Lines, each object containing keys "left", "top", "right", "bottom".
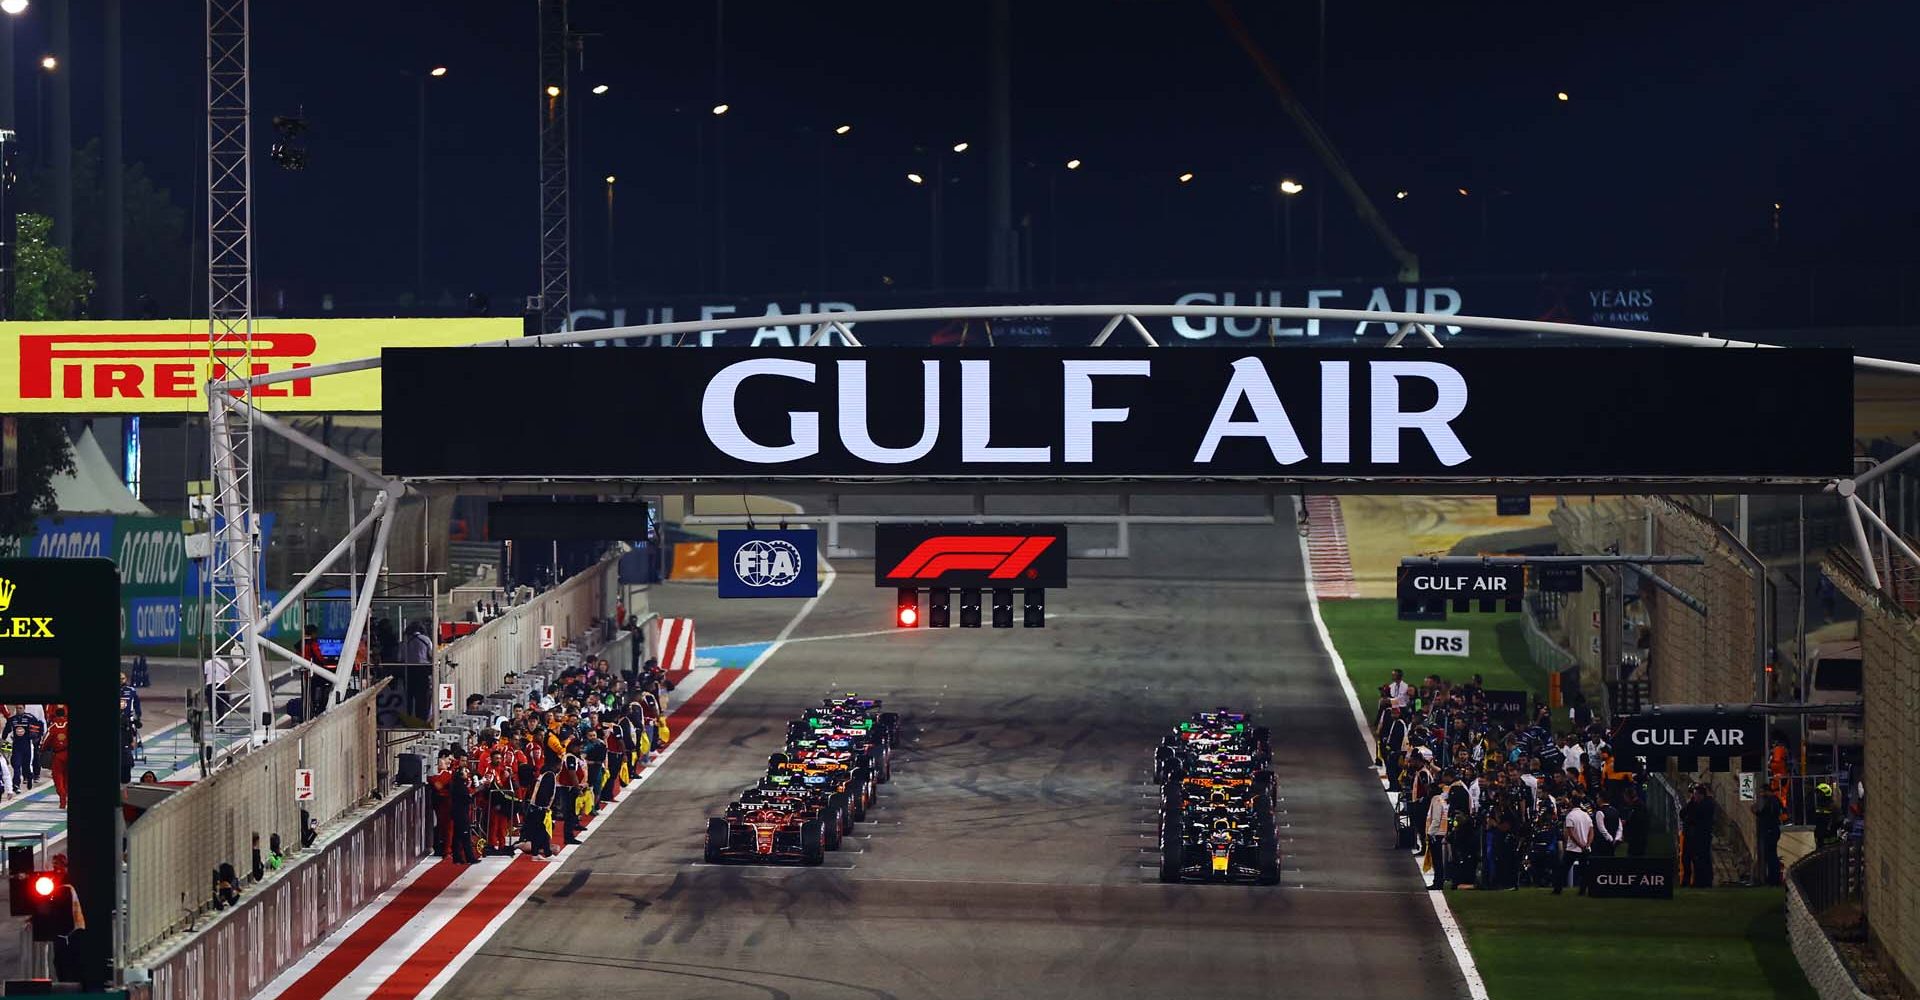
{"left": 1679, "top": 783, "right": 1717, "bottom": 887}
{"left": 447, "top": 762, "right": 479, "bottom": 865}
{"left": 44, "top": 707, "right": 71, "bottom": 808}
{"left": 1553, "top": 797, "right": 1593, "bottom": 894}
{"left": 6, "top": 709, "right": 43, "bottom": 793}
{"left": 519, "top": 761, "right": 558, "bottom": 859}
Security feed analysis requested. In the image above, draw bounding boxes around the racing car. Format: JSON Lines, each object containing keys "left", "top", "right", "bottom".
{"left": 792, "top": 696, "right": 901, "bottom": 753}
{"left": 740, "top": 778, "right": 853, "bottom": 848}
{"left": 705, "top": 799, "right": 827, "bottom": 865}
{"left": 766, "top": 756, "right": 877, "bottom": 820}
{"left": 1153, "top": 711, "right": 1273, "bottom": 791}
{"left": 1159, "top": 791, "right": 1280, "bottom": 884}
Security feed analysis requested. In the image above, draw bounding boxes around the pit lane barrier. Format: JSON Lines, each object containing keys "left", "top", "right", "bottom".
{"left": 124, "top": 681, "right": 390, "bottom": 970}
{"left": 129, "top": 781, "right": 432, "bottom": 1000}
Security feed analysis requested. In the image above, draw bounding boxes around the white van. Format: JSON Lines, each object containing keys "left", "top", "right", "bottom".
{"left": 1806, "top": 640, "right": 1864, "bottom": 747}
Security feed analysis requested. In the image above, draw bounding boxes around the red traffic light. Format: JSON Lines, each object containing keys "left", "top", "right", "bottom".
{"left": 29, "top": 875, "right": 54, "bottom": 899}
{"left": 895, "top": 587, "right": 920, "bottom": 628}
{"left": 898, "top": 605, "right": 918, "bottom": 627}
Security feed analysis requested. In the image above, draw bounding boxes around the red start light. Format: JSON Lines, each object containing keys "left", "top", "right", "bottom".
{"left": 898, "top": 606, "right": 919, "bottom": 627}
{"left": 30, "top": 875, "right": 56, "bottom": 898}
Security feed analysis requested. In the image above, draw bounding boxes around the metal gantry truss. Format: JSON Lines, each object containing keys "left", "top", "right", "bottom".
{"left": 202, "top": 304, "right": 1920, "bottom": 749}
{"left": 536, "top": 0, "right": 571, "bottom": 334}
{"left": 204, "top": 0, "right": 266, "bottom": 755}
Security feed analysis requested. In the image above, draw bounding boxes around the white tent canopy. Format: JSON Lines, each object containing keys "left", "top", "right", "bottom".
{"left": 52, "top": 425, "right": 152, "bottom": 516}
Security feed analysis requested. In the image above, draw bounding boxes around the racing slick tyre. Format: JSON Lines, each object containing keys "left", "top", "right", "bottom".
{"left": 768, "top": 752, "right": 789, "bottom": 769}
{"left": 852, "top": 767, "right": 875, "bottom": 812}
{"left": 1252, "top": 726, "right": 1272, "bottom": 753}
{"left": 801, "top": 819, "right": 826, "bottom": 865}
{"left": 1152, "top": 747, "right": 1176, "bottom": 785}
{"left": 1253, "top": 769, "right": 1275, "bottom": 803}
{"left": 828, "top": 792, "right": 853, "bottom": 836}
{"left": 879, "top": 712, "right": 900, "bottom": 748}
{"left": 1159, "top": 800, "right": 1185, "bottom": 883}
{"left": 876, "top": 747, "right": 893, "bottom": 783}
{"left": 704, "top": 818, "right": 728, "bottom": 864}
{"left": 1255, "top": 839, "right": 1281, "bottom": 886}
{"left": 823, "top": 807, "right": 844, "bottom": 851}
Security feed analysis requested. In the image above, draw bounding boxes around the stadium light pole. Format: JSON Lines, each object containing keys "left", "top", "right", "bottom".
{"left": 1049, "top": 158, "right": 1081, "bottom": 289}
{"left": 412, "top": 66, "right": 448, "bottom": 303}
{"left": 1279, "top": 178, "right": 1304, "bottom": 275}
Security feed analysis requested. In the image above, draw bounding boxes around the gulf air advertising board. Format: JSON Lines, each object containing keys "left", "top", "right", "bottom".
{"left": 0, "top": 317, "right": 524, "bottom": 413}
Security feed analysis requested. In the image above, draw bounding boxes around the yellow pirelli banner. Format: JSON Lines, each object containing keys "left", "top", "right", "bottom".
{"left": 0, "top": 317, "right": 525, "bottom": 413}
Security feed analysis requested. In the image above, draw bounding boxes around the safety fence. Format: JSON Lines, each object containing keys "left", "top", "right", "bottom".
{"left": 439, "top": 550, "right": 627, "bottom": 710}
{"left": 126, "top": 681, "right": 385, "bottom": 958}
{"left": 1786, "top": 846, "right": 1878, "bottom": 1000}
{"left": 134, "top": 783, "right": 431, "bottom": 1000}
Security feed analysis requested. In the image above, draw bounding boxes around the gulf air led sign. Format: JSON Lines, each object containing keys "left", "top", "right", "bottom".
{"left": 382, "top": 347, "right": 1853, "bottom": 485}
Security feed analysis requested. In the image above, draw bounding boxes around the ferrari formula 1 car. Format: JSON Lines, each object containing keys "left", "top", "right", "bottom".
{"left": 704, "top": 694, "right": 907, "bottom": 863}
{"left": 705, "top": 799, "right": 827, "bottom": 865}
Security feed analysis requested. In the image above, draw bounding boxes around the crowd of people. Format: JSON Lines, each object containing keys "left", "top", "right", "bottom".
{"left": 1374, "top": 667, "right": 1665, "bottom": 893}
{"left": 425, "top": 652, "right": 673, "bottom": 862}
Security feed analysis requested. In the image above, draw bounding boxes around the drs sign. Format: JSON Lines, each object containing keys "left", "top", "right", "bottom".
{"left": 1414, "top": 629, "right": 1470, "bottom": 657}
{"left": 718, "top": 529, "right": 819, "bottom": 599}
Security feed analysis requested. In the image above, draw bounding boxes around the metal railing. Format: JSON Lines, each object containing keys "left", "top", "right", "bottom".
{"left": 1793, "top": 843, "right": 1866, "bottom": 916}
{"left": 126, "top": 681, "right": 385, "bottom": 957}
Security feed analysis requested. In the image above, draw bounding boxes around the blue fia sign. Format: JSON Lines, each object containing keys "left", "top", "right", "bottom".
{"left": 718, "top": 529, "right": 819, "bottom": 599}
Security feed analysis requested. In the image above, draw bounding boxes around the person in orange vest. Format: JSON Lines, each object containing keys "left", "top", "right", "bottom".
{"left": 1769, "top": 741, "right": 1790, "bottom": 808}
{"left": 44, "top": 706, "right": 71, "bottom": 808}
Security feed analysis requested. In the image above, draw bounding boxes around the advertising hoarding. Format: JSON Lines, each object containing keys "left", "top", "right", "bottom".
{"left": 0, "top": 317, "right": 524, "bottom": 413}
{"left": 718, "top": 529, "right": 820, "bottom": 598}
{"left": 873, "top": 524, "right": 1069, "bottom": 589}
{"left": 383, "top": 347, "right": 1852, "bottom": 487}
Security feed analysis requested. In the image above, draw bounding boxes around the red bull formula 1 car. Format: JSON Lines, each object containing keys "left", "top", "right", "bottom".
{"left": 1153, "top": 710, "right": 1280, "bottom": 885}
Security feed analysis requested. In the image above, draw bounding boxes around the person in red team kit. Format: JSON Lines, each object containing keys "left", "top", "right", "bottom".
{"left": 44, "top": 706, "right": 72, "bottom": 809}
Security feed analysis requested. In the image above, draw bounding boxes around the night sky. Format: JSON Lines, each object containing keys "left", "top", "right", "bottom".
{"left": 12, "top": 0, "right": 1920, "bottom": 315}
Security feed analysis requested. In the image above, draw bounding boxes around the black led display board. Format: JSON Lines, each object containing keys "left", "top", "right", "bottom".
{"left": 382, "top": 347, "right": 1851, "bottom": 486}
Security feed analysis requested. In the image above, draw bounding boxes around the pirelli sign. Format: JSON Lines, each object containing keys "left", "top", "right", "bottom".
{"left": 0, "top": 318, "right": 524, "bottom": 413}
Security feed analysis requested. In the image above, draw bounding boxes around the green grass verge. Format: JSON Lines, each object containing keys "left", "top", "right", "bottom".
{"left": 1444, "top": 889, "right": 1815, "bottom": 1000}
{"left": 1316, "top": 598, "right": 1811, "bottom": 1000}
{"left": 1317, "top": 598, "right": 1546, "bottom": 707}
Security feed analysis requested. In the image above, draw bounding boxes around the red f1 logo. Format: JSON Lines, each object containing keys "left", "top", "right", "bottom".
{"left": 886, "top": 535, "right": 1058, "bottom": 582}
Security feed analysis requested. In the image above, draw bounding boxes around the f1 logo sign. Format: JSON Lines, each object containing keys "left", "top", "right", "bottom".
{"left": 887, "top": 536, "right": 1056, "bottom": 582}
{"left": 873, "top": 523, "right": 1069, "bottom": 589}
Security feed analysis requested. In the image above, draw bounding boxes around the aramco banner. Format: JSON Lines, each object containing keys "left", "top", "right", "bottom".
{"left": 0, "top": 317, "right": 523, "bottom": 413}
{"left": 1, "top": 513, "right": 297, "bottom": 652}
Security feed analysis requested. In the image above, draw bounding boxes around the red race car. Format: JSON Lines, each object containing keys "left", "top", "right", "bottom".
{"left": 704, "top": 798, "right": 826, "bottom": 865}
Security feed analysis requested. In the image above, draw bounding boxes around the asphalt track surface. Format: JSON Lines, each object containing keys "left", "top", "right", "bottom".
{"left": 441, "top": 518, "right": 1470, "bottom": 1000}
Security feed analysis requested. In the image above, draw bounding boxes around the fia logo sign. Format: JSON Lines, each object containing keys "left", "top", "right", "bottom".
{"left": 1414, "top": 628, "right": 1470, "bottom": 657}
{"left": 732, "top": 539, "right": 804, "bottom": 588}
